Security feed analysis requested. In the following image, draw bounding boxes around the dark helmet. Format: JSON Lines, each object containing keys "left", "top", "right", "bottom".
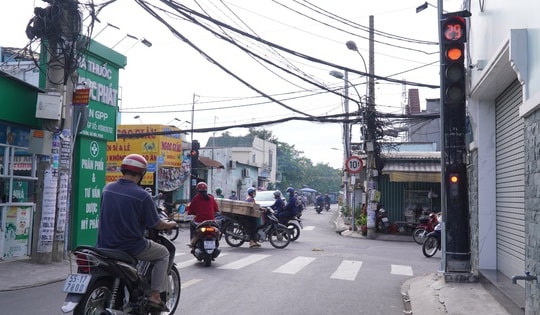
{"left": 247, "top": 187, "right": 256, "bottom": 196}
{"left": 121, "top": 154, "right": 148, "bottom": 175}
{"left": 215, "top": 187, "right": 222, "bottom": 194}
{"left": 286, "top": 187, "right": 294, "bottom": 194}
{"left": 273, "top": 190, "right": 282, "bottom": 198}
{"left": 196, "top": 182, "right": 208, "bottom": 192}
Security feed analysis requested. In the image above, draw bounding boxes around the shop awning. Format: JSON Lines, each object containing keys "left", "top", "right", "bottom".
{"left": 383, "top": 161, "right": 441, "bottom": 182}
{"left": 199, "top": 156, "right": 225, "bottom": 169}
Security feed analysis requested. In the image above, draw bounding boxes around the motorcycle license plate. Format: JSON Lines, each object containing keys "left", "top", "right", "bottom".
{"left": 382, "top": 217, "right": 389, "bottom": 222}
{"left": 62, "top": 274, "right": 91, "bottom": 294}
{"left": 204, "top": 240, "right": 216, "bottom": 250}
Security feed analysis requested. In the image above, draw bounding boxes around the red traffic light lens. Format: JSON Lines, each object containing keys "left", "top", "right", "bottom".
{"left": 443, "top": 16, "right": 466, "bottom": 42}
{"left": 446, "top": 47, "right": 463, "bottom": 61}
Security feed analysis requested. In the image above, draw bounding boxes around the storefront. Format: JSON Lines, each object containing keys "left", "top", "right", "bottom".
{"left": 0, "top": 71, "right": 42, "bottom": 260}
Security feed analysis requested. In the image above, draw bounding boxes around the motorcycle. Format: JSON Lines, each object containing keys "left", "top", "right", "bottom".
{"left": 412, "top": 212, "right": 440, "bottom": 245}
{"left": 158, "top": 207, "right": 180, "bottom": 241}
{"left": 324, "top": 201, "right": 330, "bottom": 211}
{"left": 221, "top": 207, "right": 291, "bottom": 249}
{"left": 376, "top": 208, "right": 391, "bottom": 234}
{"left": 422, "top": 222, "right": 442, "bottom": 257}
{"left": 61, "top": 223, "right": 181, "bottom": 314}
{"left": 190, "top": 220, "right": 221, "bottom": 267}
{"left": 315, "top": 201, "right": 324, "bottom": 214}
{"left": 278, "top": 213, "right": 303, "bottom": 241}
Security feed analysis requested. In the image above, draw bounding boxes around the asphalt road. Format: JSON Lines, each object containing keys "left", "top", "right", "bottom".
{"left": 0, "top": 205, "right": 440, "bottom": 314}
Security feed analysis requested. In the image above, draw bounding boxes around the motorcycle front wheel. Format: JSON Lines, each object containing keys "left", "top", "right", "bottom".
{"left": 269, "top": 226, "right": 291, "bottom": 249}
{"left": 74, "top": 279, "right": 114, "bottom": 315}
{"left": 422, "top": 236, "right": 439, "bottom": 257}
{"left": 224, "top": 222, "right": 246, "bottom": 247}
{"left": 158, "top": 265, "right": 181, "bottom": 315}
{"left": 412, "top": 228, "right": 427, "bottom": 245}
{"left": 287, "top": 222, "right": 301, "bottom": 241}
{"left": 163, "top": 227, "right": 179, "bottom": 242}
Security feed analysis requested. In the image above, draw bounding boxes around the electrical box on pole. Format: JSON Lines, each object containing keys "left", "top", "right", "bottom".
{"left": 440, "top": 13, "right": 471, "bottom": 274}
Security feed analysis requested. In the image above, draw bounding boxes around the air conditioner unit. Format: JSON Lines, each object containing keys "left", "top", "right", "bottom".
{"left": 229, "top": 160, "right": 237, "bottom": 169}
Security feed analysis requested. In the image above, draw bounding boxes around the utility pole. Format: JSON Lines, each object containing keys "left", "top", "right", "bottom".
{"left": 366, "top": 15, "right": 377, "bottom": 239}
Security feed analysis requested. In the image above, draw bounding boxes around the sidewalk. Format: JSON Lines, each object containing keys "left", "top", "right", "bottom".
{"left": 0, "top": 257, "right": 75, "bottom": 292}
{"left": 332, "top": 211, "right": 512, "bottom": 315}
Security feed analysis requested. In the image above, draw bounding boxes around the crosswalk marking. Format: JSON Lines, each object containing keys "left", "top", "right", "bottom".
{"left": 218, "top": 254, "right": 270, "bottom": 270}
{"left": 330, "top": 260, "right": 362, "bottom": 281}
{"left": 181, "top": 278, "right": 202, "bottom": 289}
{"left": 273, "top": 256, "right": 315, "bottom": 274}
{"left": 391, "top": 264, "right": 413, "bottom": 276}
{"left": 302, "top": 226, "right": 315, "bottom": 231}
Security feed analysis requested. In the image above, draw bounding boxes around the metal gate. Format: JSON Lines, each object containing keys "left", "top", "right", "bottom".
{"left": 495, "top": 79, "right": 525, "bottom": 278}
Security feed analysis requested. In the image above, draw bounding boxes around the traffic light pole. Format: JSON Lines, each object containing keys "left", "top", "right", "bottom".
{"left": 438, "top": 8, "right": 473, "bottom": 280}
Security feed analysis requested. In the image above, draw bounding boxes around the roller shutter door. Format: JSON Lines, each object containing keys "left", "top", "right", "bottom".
{"left": 495, "top": 79, "right": 525, "bottom": 278}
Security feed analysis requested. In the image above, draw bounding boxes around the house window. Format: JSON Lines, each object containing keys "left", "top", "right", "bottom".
{"left": 268, "top": 149, "right": 273, "bottom": 168}
{"left": 252, "top": 153, "right": 256, "bottom": 163}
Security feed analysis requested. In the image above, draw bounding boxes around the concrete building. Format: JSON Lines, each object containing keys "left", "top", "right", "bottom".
{"left": 466, "top": 0, "right": 540, "bottom": 313}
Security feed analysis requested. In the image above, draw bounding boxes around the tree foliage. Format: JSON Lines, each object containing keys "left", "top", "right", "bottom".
{"left": 247, "top": 128, "right": 341, "bottom": 194}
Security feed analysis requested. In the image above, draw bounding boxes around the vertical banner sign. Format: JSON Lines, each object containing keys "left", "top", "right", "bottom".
{"left": 71, "top": 137, "right": 106, "bottom": 247}
{"left": 3, "top": 206, "right": 32, "bottom": 258}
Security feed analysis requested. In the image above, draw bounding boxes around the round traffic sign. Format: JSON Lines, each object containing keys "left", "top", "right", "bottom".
{"left": 345, "top": 156, "right": 364, "bottom": 174}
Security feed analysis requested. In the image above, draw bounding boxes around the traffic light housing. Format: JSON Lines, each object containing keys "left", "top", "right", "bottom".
{"left": 190, "top": 140, "right": 200, "bottom": 170}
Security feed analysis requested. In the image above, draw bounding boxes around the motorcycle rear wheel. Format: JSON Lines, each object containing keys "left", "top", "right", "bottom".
{"left": 224, "top": 222, "right": 246, "bottom": 247}
{"left": 74, "top": 279, "right": 114, "bottom": 315}
{"left": 412, "top": 228, "right": 427, "bottom": 245}
{"left": 422, "top": 236, "right": 439, "bottom": 257}
{"left": 269, "top": 226, "right": 291, "bottom": 249}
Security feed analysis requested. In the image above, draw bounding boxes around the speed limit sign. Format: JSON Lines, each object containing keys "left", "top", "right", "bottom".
{"left": 345, "top": 156, "right": 364, "bottom": 174}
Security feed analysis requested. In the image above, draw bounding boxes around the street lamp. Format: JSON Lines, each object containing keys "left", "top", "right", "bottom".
{"left": 133, "top": 115, "right": 143, "bottom": 124}
{"left": 112, "top": 33, "right": 139, "bottom": 49}
{"left": 345, "top": 40, "right": 369, "bottom": 99}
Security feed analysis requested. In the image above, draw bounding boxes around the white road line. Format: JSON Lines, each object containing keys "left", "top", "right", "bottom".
{"left": 176, "top": 258, "right": 198, "bottom": 269}
{"left": 330, "top": 260, "right": 362, "bottom": 281}
{"left": 302, "top": 226, "right": 315, "bottom": 231}
{"left": 273, "top": 256, "right": 315, "bottom": 274}
{"left": 217, "top": 254, "right": 270, "bottom": 270}
{"left": 175, "top": 253, "right": 187, "bottom": 257}
{"left": 391, "top": 264, "right": 413, "bottom": 276}
{"left": 181, "top": 278, "right": 202, "bottom": 289}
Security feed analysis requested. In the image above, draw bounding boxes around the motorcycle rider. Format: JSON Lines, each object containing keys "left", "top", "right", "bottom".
{"left": 215, "top": 187, "right": 225, "bottom": 198}
{"left": 270, "top": 190, "right": 287, "bottom": 222}
{"left": 245, "top": 187, "right": 261, "bottom": 248}
{"left": 324, "top": 193, "right": 331, "bottom": 208}
{"left": 284, "top": 187, "right": 300, "bottom": 217}
{"left": 187, "top": 182, "right": 220, "bottom": 247}
{"left": 228, "top": 190, "right": 238, "bottom": 200}
{"left": 97, "top": 154, "right": 177, "bottom": 312}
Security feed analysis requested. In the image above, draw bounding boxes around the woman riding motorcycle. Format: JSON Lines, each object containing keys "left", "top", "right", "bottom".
{"left": 187, "top": 182, "right": 220, "bottom": 247}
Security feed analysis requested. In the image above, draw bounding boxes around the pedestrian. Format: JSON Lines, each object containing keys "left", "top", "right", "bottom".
{"left": 97, "top": 154, "right": 177, "bottom": 312}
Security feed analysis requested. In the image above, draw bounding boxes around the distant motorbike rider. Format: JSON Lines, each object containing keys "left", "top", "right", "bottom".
{"left": 324, "top": 193, "right": 331, "bottom": 205}
{"left": 187, "top": 182, "right": 220, "bottom": 247}
{"left": 215, "top": 187, "right": 225, "bottom": 198}
{"left": 228, "top": 190, "right": 238, "bottom": 200}
{"left": 245, "top": 187, "right": 261, "bottom": 248}
{"left": 97, "top": 154, "right": 177, "bottom": 311}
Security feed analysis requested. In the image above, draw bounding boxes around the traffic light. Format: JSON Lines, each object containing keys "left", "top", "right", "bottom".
{"left": 441, "top": 15, "right": 466, "bottom": 109}
{"left": 448, "top": 173, "right": 459, "bottom": 198}
{"left": 190, "top": 140, "right": 200, "bottom": 170}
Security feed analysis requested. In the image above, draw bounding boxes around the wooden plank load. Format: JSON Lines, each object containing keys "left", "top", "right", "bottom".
{"left": 216, "top": 198, "right": 261, "bottom": 218}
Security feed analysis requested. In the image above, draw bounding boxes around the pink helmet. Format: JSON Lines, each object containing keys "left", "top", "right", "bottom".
{"left": 121, "top": 154, "right": 148, "bottom": 174}
{"left": 196, "top": 182, "right": 208, "bottom": 192}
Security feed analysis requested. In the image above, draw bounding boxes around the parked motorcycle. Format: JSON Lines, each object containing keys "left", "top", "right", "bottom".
{"left": 412, "top": 212, "right": 440, "bottom": 245}
{"left": 221, "top": 207, "right": 291, "bottom": 249}
{"left": 376, "top": 208, "right": 391, "bottom": 234}
{"left": 61, "top": 225, "right": 181, "bottom": 315}
{"left": 422, "top": 222, "right": 441, "bottom": 257}
{"left": 190, "top": 220, "right": 221, "bottom": 267}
